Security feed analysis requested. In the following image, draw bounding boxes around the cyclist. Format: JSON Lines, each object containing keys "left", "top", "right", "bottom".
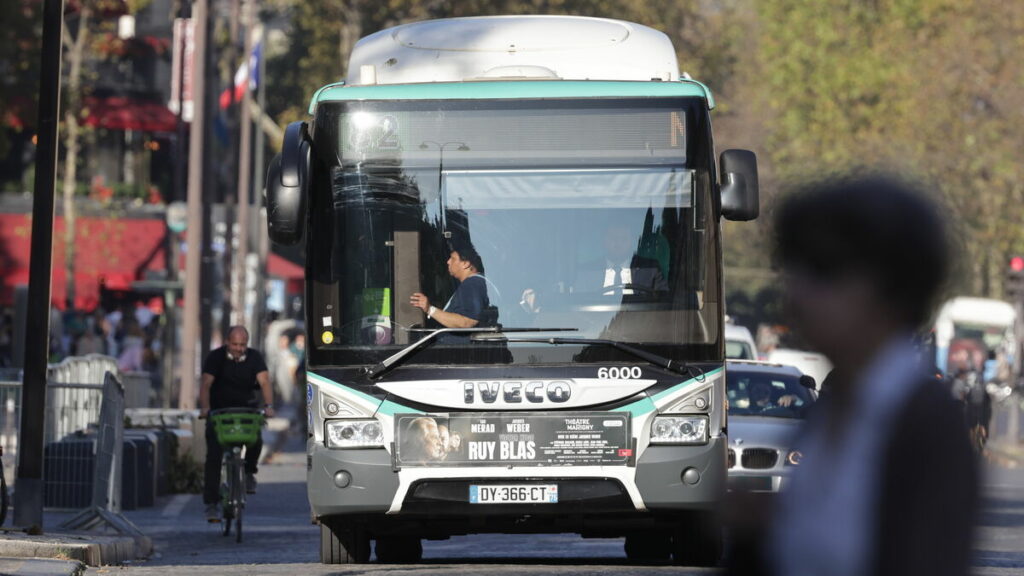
{"left": 199, "top": 325, "right": 274, "bottom": 522}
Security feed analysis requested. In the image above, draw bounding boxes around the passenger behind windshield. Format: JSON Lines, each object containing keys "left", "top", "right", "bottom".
{"left": 577, "top": 223, "right": 668, "bottom": 296}
{"left": 727, "top": 376, "right": 810, "bottom": 417}
{"left": 520, "top": 221, "right": 668, "bottom": 314}
{"left": 409, "top": 242, "right": 491, "bottom": 343}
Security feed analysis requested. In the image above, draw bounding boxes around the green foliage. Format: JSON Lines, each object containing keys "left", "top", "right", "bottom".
{"left": 0, "top": 0, "right": 43, "bottom": 157}
{"left": 752, "top": 0, "right": 1024, "bottom": 298}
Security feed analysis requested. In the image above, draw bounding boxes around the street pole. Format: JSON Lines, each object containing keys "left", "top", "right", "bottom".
{"left": 15, "top": 0, "right": 64, "bottom": 531}
{"left": 252, "top": 21, "right": 268, "bottom": 349}
{"left": 221, "top": 0, "right": 240, "bottom": 332}
{"left": 180, "top": 0, "right": 209, "bottom": 410}
{"left": 233, "top": 0, "right": 254, "bottom": 331}
{"left": 199, "top": 0, "right": 217, "bottom": 362}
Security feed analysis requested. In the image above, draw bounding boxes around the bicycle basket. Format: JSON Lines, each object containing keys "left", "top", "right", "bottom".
{"left": 211, "top": 412, "right": 264, "bottom": 446}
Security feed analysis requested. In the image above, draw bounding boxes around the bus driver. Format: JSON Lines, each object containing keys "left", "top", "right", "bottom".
{"left": 409, "top": 243, "right": 490, "bottom": 340}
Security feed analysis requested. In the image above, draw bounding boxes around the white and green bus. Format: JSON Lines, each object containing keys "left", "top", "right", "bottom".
{"left": 266, "top": 15, "right": 759, "bottom": 565}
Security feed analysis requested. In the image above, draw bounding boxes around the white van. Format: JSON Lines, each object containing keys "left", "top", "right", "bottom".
{"left": 725, "top": 324, "right": 758, "bottom": 360}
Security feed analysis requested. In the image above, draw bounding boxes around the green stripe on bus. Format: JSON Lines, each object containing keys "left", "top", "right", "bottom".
{"left": 307, "top": 371, "right": 380, "bottom": 406}
{"left": 306, "top": 371, "right": 421, "bottom": 416}
{"left": 614, "top": 366, "right": 723, "bottom": 417}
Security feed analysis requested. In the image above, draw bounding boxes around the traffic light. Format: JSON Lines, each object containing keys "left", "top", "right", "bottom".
{"left": 1006, "top": 256, "right": 1024, "bottom": 300}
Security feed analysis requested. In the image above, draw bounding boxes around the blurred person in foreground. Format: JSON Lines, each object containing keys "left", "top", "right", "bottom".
{"left": 729, "top": 175, "right": 978, "bottom": 576}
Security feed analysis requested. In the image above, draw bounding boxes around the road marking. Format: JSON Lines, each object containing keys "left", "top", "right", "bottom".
{"left": 161, "top": 494, "right": 193, "bottom": 517}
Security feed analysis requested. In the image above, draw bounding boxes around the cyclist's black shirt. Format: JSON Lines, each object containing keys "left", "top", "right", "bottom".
{"left": 202, "top": 346, "right": 268, "bottom": 410}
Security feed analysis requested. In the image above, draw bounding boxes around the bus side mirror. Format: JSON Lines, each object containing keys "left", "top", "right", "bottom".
{"left": 799, "top": 375, "right": 817, "bottom": 389}
{"left": 720, "top": 149, "right": 759, "bottom": 221}
{"left": 266, "top": 121, "right": 310, "bottom": 245}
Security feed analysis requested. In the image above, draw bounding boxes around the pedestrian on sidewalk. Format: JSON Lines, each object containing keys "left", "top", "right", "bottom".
{"left": 199, "top": 325, "right": 275, "bottom": 522}
{"left": 728, "top": 174, "right": 978, "bottom": 576}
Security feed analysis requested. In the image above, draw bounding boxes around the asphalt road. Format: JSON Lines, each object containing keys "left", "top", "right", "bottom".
{"left": 89, "top": 433, "right": 1024, "bottom": 575}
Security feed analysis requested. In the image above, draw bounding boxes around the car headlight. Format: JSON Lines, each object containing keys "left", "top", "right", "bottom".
{"left": 786, "top": 450, "right": 803, "bottom": 466}
{"left": 650, "top": 415, "right": 708, "bottom": 445}
{"left": 325, "top": 419, "right": 384, "bottom": 448}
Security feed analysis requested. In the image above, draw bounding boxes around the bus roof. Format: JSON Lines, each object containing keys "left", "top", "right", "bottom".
{"left": 936, "top": 296, "right": 1016, "bottom": 328}
{"left": 347, "top": 16, "right": 680, "bottom": 85}
{"left": 308, "top": 79, "right": 714, "bottom": 114}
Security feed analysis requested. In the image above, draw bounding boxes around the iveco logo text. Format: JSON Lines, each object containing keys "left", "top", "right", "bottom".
{"left": 462, "top": 381, "right": 572, "bottom": 404}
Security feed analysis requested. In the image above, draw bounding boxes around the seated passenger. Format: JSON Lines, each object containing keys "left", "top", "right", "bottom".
{"left": 409, "top": 243, "right": 490, "bottom": 342}
{"left": 575, "top": 224, "right": 667, "bottom": 295}
{"left": 748, "top": 381, "right": 800, "bottom": 412}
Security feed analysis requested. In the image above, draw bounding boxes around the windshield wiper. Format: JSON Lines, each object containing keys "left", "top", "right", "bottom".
{"left": 491, "top": 335, "right": 704, "bottom": 379}
{"left": 363, "top": 327, "right": 577, "bottom": 380}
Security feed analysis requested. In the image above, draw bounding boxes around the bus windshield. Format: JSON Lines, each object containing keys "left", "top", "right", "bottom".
{"left": 307, "top": 98, "right": 720, "bottom": 367}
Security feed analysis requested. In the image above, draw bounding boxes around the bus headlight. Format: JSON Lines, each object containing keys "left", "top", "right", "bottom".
{"left": 650, "top": 415, "right": 708, "bottom": 445}
{"left": 325, "top": 419, "right": 384, "bottom": 448}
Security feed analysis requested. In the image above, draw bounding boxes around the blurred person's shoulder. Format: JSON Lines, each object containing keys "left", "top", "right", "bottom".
{"left": 900, "top": 375, "right": 964, "bottom": 424}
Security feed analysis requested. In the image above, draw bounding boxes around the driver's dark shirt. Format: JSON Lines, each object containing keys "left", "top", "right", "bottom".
{"left": 437, "top": 275, "right": 489, "bottom": 344}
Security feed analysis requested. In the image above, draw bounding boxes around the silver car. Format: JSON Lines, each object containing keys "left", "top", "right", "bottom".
{"left": 725, "top": 361, "right": 817, "bottom": 492}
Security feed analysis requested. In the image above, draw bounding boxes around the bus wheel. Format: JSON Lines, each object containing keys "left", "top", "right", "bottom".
{"left": 671, "top": 513, "right": 722, "bottom": 567}
{"left": 320, "top": 522, "right": 370, "bottom": 564}
{"left": 624, "top": 531, "right": 672, "bottom": 562}
{"left": 375, "top": 536, "right": 423, "bottom": 563}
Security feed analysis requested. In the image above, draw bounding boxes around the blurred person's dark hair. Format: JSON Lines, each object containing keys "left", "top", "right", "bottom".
{"left": 773, "top": 174, "right": 951, "bottom": 328}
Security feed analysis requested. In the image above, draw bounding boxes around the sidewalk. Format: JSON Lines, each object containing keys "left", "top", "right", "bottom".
{"left": 0, "top": 409, "right": 296, "bottom": 573}
{"left": 0, "top": 557, "right": 83, "bottom": 576}
{"left": 0, "top": 525, "right": 142, "bottom": 569}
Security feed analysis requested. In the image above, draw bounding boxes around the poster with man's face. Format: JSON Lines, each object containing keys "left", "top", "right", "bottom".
{"left": 395, "top": 413, "right": 632, "bottom": 467}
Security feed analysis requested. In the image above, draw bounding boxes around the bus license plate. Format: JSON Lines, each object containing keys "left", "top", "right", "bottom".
{"left": 469, "top": 484, "right": 558, "bottom": 504}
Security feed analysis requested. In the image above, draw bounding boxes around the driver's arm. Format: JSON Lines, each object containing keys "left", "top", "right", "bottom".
{"left": 410, "top": 290, "right": 481, "bottom": 329}
{"left": 429, "top": 308, "right": 479, "bottom": 329}
{"left": 776, "top": 394, "right": 799, "bottom": 407}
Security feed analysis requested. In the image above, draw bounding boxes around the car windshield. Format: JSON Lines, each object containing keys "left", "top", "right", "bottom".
{"left": 307, "top": 98, "right": 719, "bottom": 367}
{"left": 725, "top": 339, "right": 755, "bottom": 360}
{"left": 726, "top": 369, "right": 813, "bottom": 418}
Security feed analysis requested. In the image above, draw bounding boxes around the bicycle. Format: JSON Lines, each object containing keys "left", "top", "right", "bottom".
{"left": 209, "top": 408, "right": 265, "bottom": 543}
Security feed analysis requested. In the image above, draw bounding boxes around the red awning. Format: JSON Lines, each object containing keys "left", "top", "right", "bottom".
{"left": 83, "top": 96, "right": 178, "bottom": 133}
{"left": 267, "top": 253, "right": 304, "bottom": 280}
{"left": 0, "top": 213, "right": 168, "bottom": 310}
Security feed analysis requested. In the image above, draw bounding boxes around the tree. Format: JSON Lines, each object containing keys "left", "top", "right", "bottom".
{"left": 752, "top": 0, "right": 1024, "bottom": 299}
{"left": 57, "top": 0, "right": 153, "bottom": 308}
{"left": 0, "top": 1, "right": 43, "bottom": 175}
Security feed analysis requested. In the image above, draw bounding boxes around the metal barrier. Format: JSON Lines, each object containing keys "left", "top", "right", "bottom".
{"left": 0, "top": 357, "right": 134, "bottom": 513}
{"left": 60, "top": 372, "right": 146, "bottom": 543}
{"left": 121, "top": 371, "right": 157, "bottom": 409}
{"left": 46, "top": 355, "right": 118, "bottom": 447}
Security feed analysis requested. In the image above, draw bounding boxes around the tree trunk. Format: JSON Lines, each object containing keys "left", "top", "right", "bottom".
{"left": 61, "top": 112, "right": 79, "bottom": 309}
{"left": 61, "top": 4, "right": 91, "bottom": 310}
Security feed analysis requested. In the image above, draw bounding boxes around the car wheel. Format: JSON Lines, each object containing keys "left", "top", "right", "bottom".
{"left": 320, "top": 522, "right": 370, "bottom": 564}
{"left": 375, "top": 535, "right": 423, "bottom": 563}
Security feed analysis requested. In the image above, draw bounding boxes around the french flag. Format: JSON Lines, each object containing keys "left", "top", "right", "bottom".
{"left": 219, "top": 42, "right": 261, "bottom": 109}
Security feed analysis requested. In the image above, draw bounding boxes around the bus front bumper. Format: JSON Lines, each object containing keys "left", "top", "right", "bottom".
{"left": 307, "top": 436, "right": 726, "bottom": 522}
